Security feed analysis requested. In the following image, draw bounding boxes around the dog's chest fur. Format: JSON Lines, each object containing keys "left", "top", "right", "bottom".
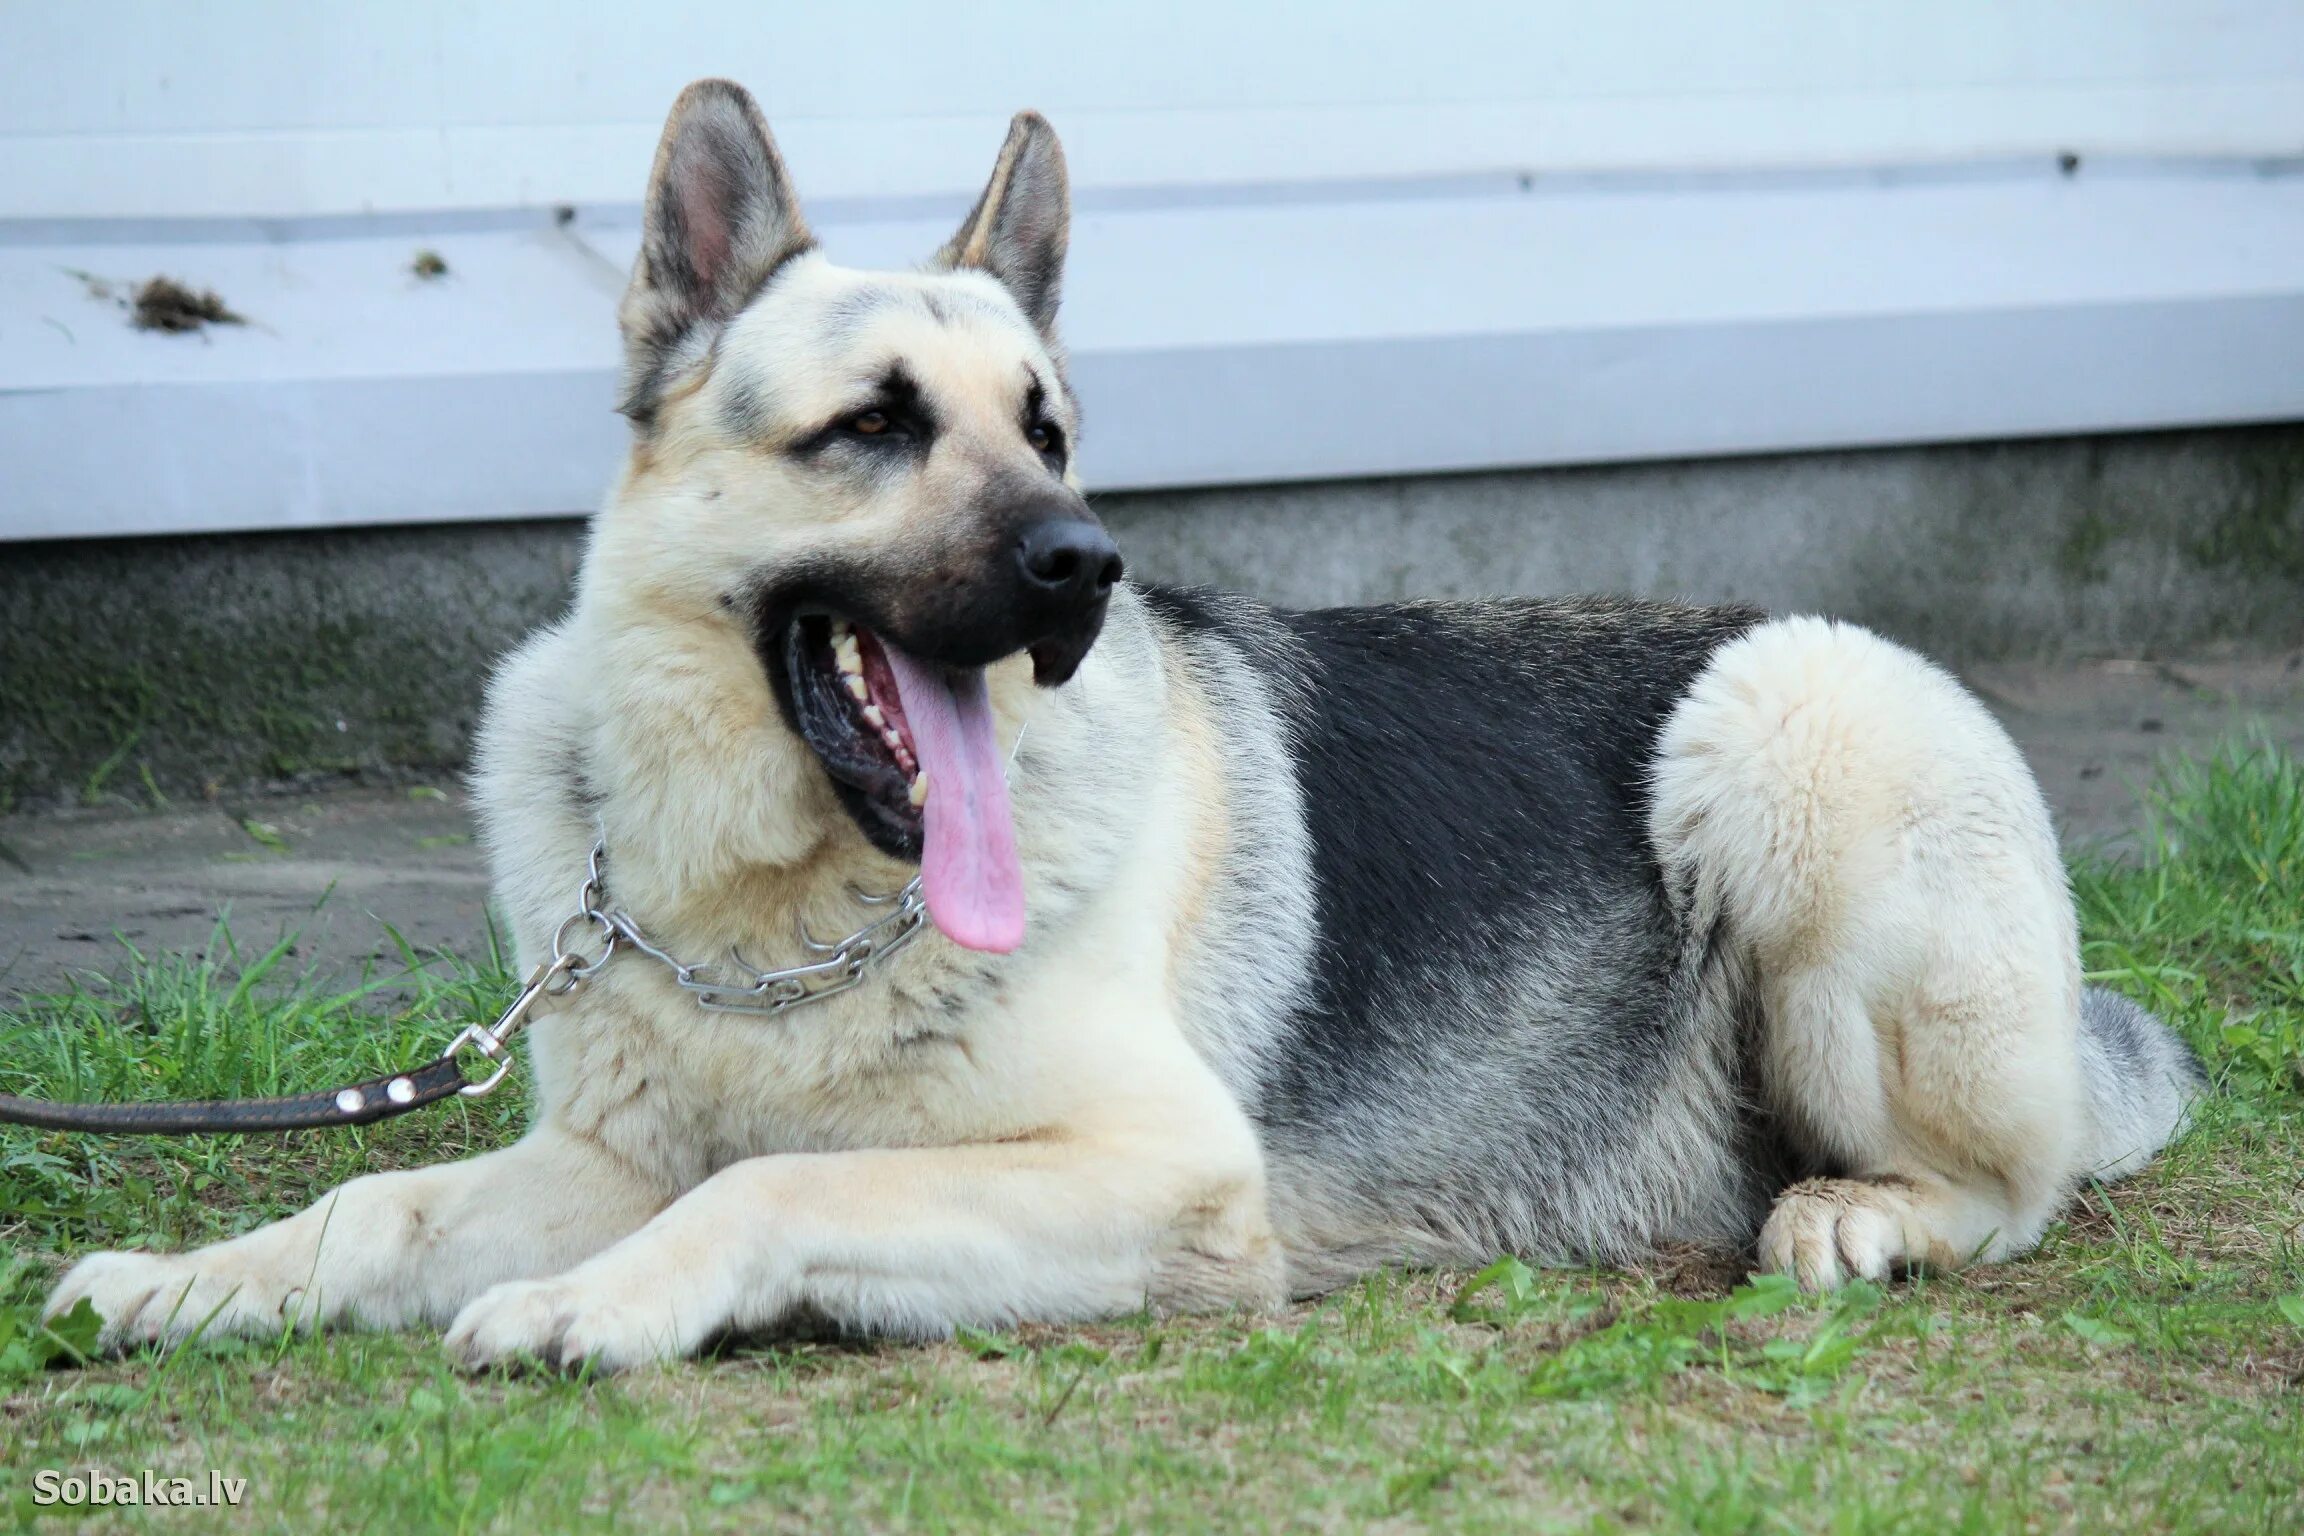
{"left": 531, "top": 960, "right": 1024, "bottom": 1181}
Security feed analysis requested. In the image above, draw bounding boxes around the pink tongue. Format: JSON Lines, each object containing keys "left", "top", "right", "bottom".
{"left": 879, "top": 646, "right": 1025, "bottom": 952}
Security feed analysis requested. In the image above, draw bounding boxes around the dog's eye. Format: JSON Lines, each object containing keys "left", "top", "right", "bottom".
{"left": 1027, "top": 421, "right": 1063, "bottom": 456}
{"left": 849, "top": 410, "right": 891, "bottom": 436}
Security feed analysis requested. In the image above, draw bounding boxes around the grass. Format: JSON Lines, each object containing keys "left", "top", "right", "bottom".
{"left": 3, "top": 741, "right": 2302, "bottom": 1533}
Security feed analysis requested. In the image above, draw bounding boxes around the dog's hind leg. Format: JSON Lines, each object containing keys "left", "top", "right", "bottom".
{"left": 1649, "top": 617, "right": 2191, "bottom": 1288}
{"left": 46, "top": 1127, "right": 668, "bottom": 1351}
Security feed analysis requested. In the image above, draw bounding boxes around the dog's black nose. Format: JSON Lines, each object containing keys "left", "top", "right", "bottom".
{"left": 1015, "top": 519, "right": 1123, "bottom": 608}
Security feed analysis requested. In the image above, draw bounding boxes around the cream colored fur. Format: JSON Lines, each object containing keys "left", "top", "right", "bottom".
{"left": 1649, "top": 615, "right": 2093, "bottom": 1286}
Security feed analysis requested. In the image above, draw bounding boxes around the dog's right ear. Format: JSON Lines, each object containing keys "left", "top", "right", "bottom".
{"left": 619, "top": 79, "right": 814, "bottom": 424}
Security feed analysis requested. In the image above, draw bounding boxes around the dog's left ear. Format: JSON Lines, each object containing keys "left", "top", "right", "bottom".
{"left": 935, "top": 112, "right": 1069, "bottom": 338}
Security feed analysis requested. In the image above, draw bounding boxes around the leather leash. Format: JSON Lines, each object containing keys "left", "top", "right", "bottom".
{"left": 0, "top": 1057, "right": 473, "bottom": 1135}
{"left": 0, "top": 833, "right": 931, "bottom": 1138}
{"left": 0, "top": 948, "right": 577, "bottom": 1137}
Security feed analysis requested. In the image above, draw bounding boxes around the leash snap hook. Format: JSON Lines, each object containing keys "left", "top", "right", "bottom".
{"left": 447, "top": 951, "right": 579, "bottom": 1097}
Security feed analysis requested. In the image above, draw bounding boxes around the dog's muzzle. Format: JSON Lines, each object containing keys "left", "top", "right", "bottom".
{"left": 752, "top": 490, "right": 1123, "bottom": 955}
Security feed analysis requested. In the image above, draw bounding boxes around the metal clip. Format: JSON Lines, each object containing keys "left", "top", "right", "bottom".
{"left": 445, "top": 952, "right": 577, "bottom": 1097}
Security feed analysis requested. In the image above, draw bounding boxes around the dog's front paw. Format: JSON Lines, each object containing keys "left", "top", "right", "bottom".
{"left": 445, "top": 1270, "right": 710, "bottom": 1374}
{"left": 45, "top": 1249, "right": 309, "bottom": 1353}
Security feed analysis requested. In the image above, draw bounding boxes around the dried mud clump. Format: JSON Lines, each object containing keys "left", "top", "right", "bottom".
{"left": 129, "top": 276, "right": 245, "bottom": 333}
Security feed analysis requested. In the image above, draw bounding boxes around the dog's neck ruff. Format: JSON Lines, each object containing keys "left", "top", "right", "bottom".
{"left": 560, "top": 837, "right": 930, "bottom": 1016}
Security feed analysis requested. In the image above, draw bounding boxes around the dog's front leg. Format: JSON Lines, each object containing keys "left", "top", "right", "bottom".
{"left": 45, "top": 1127, "right": 669, "bottom": 1351}
{"left": 445, "top": 1134, "right": 1281, "bottom": 1372}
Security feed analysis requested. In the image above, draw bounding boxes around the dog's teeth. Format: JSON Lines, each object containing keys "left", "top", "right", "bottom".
{"left": 834, "top": 640, "right": 863, "bottom": 675}
{"left": 862, "top": 704, "right": 886, "bottom": 728}
{"left": 830, "top": 617, "right": 851, "bottom": 639}
{"left": 846, "top": 676, "right": 869, "bottom": 701}
{"left": 908, "top": 774, "right": 929, "bottom": 808}
{"left": 880, "top": 728, "right": 905, "bottom": 753}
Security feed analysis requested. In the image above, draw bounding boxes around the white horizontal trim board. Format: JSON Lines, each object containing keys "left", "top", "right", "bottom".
{"left": 3, "top": 167, "right": 2302, "bottom": 541}
{"left": 6, "top": 2, "right": 2303, "bottom": 219}
{"left": 9, "top": 85, "right": 2304, "bottom": 223}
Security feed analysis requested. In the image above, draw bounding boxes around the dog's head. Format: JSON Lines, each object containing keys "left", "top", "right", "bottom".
{"left": 592, "top": 80, "right": 1113, "bottom": 954}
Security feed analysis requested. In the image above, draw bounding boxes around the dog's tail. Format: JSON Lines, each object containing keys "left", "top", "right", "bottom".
{"left": 2074, "top": 987, "right": 2208, "bottom": 1182}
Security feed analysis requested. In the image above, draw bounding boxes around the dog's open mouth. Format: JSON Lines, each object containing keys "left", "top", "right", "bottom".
{"left": 782, "top": 615, "right": 1025, "bottom": 954}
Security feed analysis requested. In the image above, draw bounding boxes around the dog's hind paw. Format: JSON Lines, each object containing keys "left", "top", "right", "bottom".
{"left": 444, "top": 1271, "right": 707, "bottom": 1374}
{"left": 1756, "top": 1178, "right": 1906, "bottom": 1291}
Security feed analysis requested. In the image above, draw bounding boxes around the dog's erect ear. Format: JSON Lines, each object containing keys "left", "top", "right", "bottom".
{"left": 934, "top": 112, "right": 1069, "bottom": 337}
{"left": 619, "top": 79, "right": 814, "bottom": 422}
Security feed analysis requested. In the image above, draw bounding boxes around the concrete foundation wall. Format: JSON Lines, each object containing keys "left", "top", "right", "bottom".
{"left": 4, "top": 424, "right": 2300, "bottom": 809}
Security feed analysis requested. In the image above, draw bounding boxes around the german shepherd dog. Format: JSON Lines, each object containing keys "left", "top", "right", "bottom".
{"left": 51, "top": 81, "right": 2203, "bottom": 1370}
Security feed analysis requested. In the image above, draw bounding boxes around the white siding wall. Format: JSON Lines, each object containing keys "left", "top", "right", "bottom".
{"left": 6, "top": 2, "right": 2301, "bottom": 218}
{"left": 3, "top": 4, "right": 2301, "bottom": 540}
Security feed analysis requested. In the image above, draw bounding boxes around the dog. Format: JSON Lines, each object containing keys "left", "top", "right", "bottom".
{"left": 49, "top": 80, "right": 2205, "bottom": 1370}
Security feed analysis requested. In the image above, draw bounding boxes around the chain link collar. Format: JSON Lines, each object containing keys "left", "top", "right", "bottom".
{"left": 545, "top": 836, "right": 929, "bottom": 1015}
{"left": 441, "top": 838, "right": 926, "bottom": 1097}
{"left": 541, "top": 721, "right": 1027, "bottom": 1017}
{"left": 442, "top": 715, "right": 1034, "bottom": 1093}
